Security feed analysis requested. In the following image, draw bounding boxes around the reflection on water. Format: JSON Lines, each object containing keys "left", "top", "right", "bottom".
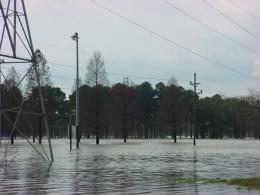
{"left": 1, "top": 139, "right": 260, "bottom": 194}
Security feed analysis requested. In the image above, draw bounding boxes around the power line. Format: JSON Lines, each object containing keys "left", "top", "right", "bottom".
{"left": 201, "top": 0, "right": 260, "bottom": 41}
{"left": 0, "top": 58, "right": 251, "bottom": 96}
{"left": 1, "top": 60, "right": 230, "bottom": 95}
{"left": 48, "top": 61, "right": 85, "bottom": 71}
{"left": 0, "top": 66, "right": 75, "bottom": 81}
{"left": 161, "top": 0, "right": 260, "bottom": 56}
{"left": 88, "top": 0, "right": 259, "bottom": 81}
{"left": 48, "top": 61, "right": 171, "bottom": 82}
{"left": 228, "top": 0, "right": 260, "bottom": 23}
{"left": 201, "top": 83, "right": 223, "bottom": 94}
{"left": 48, "top": 61, "right": 170, "bottom": 82}
{"left": 48, "top": 60, "right": 225, "bottom": 94}
{"left": 48, "top": 61, "right": 189, "bottom": 84}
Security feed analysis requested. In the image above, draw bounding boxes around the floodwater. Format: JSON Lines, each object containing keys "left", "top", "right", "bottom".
{"left": 0, "top": 139, "right": 260, "bottom": 194}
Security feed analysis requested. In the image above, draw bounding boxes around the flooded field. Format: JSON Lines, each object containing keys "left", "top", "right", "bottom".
{"left": 1, "top": 139, "right": 260, "bottom": 194}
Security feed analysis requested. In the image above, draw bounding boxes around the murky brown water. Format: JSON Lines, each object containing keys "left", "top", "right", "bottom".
{"left": 0, "top": 139, "right": 260, "bottom": 194}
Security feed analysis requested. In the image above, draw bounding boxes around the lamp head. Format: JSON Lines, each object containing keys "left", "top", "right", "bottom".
{"left": 71, "top": 32, "right": 78, "bottom": 41}
{"left": 71, "top": 35, "right": 76, "bottom": 41}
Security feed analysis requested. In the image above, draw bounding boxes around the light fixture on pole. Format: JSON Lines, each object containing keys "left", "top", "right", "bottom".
{"left": 71, "top": 32, "right": 80, "bottom": 149}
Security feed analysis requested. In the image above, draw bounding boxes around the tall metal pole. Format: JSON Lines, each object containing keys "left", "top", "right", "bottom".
{"left": 72, "top": 32, "right": 79, "bottom": 149}
{"left": 190, "top": 73, "right": 202, "bottom": 146}
{"left": 21, "top": 0, "right": 54, "bottom": 162}
{"left": 34, "top": 60, "right": 54, "bottom": 162}
{"left": 13, "top": 0, "right": 17, "bottom": 56}
{"left": 69, "top": 114, "right": 72, "bottom": 151}
{"left": 193, "top": 73, "right": 197, "bottom": 146}
{"left": 0, "top": 59, "right": 3, "bottom": 142}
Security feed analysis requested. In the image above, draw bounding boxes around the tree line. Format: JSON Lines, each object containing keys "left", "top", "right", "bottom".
{"left": 1, "top": 51, "right": 260, "bottom": 144}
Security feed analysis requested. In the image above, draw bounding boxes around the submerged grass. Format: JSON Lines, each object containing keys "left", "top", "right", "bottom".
{"left": 203, "top": 177, "right": 260, "bottom": 189}
{"left": 164, "top": 176, "right": 260, "bottom": 190}
{"left": 227, "top": 177, "right": 260, "bottom": 190}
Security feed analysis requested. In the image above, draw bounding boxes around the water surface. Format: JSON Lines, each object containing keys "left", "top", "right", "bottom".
{"left": 1, "top": 139, "right": 260, "bottom": 194}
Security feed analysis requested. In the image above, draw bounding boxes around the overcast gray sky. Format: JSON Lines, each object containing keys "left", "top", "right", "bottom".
{"left": 2, "top": 0, "right": 260, "bottom": 98}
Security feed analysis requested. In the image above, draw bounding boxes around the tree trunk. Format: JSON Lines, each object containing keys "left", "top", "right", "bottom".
{"left": 95, "top": 85, "right": 99, "bottom": 145}
{"left": 96, "top": 134, "right": 99, "bottom": 144}
{"left": 87, "top": 130, "right": 90, "bottom": 139}
{"left": 11, "top": 132, "right": 14, "bottom": 144}
{"left": 174, "top": 131, "right": 177, "bottom": 143}
{"left": 123, "top": 126, "right": 127, "bottom": 143}
{"left": 33, "top": 134, "right": 35, "bottom": 143}
{"left": 144, "top": 118, "right": 148, "bottom": 139}
{"left": 190, "top": 122, "right": 193, "bottom": 139}
{"left": 39, "top": 116, "right": 42, "bottom": 145}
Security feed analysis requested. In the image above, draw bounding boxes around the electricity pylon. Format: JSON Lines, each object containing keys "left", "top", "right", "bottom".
{"left": 0, "top": 0, "right": 54, "bottom": 162}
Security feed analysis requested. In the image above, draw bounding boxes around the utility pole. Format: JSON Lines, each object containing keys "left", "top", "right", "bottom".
{"left": 69, "top": 114, "right": 72, "bottom": 151}
{"left": 190, "top": 73, "right": 202, "bottom": 146}
{"left": 0, "top": 59, "right": 3, "bottom": 143}
{"left": 71, "top": 32, "right": 80, "bottom": 149}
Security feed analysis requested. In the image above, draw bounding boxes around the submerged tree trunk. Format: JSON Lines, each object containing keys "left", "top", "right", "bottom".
{"left": 123, "top": 126, "right": 127, "bottom": 143}
{"left": 87, "top": 130, "right": 90, "bottom": 139}
{"left": 172, "top": 127, "right": 177, "bottom": 143}
{"left": 95, "top": 85, "right": 99, "bottom": 145}
{"left": 11, "top": 132, "right": 14, "bottom": 144}
{"left": 96, "top": 111, "right": 99, "bottom": 145}
{"left": 39, "top": 116, "right": 42, "bottom": 145}
{"left": 190, "top": 122, "right": 193, "bottom": 139}
{"left": 33, "top": 134, "right": 35, "bottom": 143}
{"left": 95, "top": 108, "right": 100, "bottom": 145}
{"left": 144, "top": 118, "right": 148, "bottom": 139}
{"left": 171, "top": 121, "right": 177, "bottom": 143}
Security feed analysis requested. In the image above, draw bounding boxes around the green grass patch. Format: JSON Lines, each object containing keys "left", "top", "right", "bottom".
{"left": 163, "top": 176, "right": 260, "bottom": 190}
{"left": 204, "top": 177, "right": 260, "bottom": 190}
{"left": 227, "top": 177, "right": 260, "bottom": 190}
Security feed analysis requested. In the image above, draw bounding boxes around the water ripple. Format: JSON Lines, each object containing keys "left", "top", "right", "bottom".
{"left": 0, "top": 139, "right": 260, "bottom": 194}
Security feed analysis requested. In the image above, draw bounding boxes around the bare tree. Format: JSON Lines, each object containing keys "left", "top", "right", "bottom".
{"left": 4, "top": 67, "right": 21, "bottom": 89}
{"left": 247, "top": 89, "right": 260, "bottom": 106}
{"left": 85, "top": 51, "right": 108, "bottom": 144}
{"left": 86, "top": 51, "right": 108, "bottom": 87}
{"left": 3, "top": 67, "right": 22, "bottom": 144}
{"left": 26, "top": 49, "right": 52, "bottom": 93}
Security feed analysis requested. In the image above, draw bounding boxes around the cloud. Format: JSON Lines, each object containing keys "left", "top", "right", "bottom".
{"left": 2, "top": 0, "right": 260, "bottom": 97}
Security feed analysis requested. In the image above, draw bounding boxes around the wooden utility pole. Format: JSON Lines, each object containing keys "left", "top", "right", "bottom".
{"left": 190, "top": 73, "right": 202, "bottom": 146}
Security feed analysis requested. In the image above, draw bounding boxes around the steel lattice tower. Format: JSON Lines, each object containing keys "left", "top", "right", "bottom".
{"left": 0, "top": 0, "right": 54, "bottom": 163}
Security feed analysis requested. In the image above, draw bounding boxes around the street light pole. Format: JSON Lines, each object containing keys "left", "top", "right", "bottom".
{"left": 71, "top": 32, "right": 80, "bottom": 149}
{"left": 69, "top": 112, "right": 75, "bottom": 151}
{"left": 0, "top": 59, "right": 3, "bottom": 143}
